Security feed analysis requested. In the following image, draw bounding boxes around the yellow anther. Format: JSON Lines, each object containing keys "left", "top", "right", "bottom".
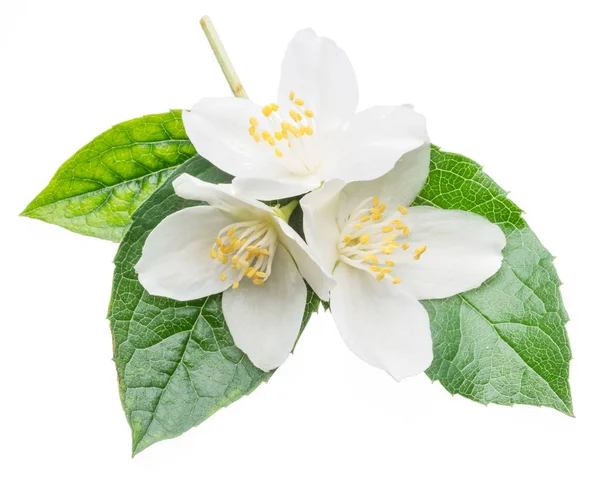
{"left": 287, "top": 142, "right": 292, "bottom": 148}
{"left": 227, "top": 228, "right": 236, "bottom": 237}
{"left": 304, "top": 126, "right": 314, "bottom": 135}
{"left": 359, "top": 234, "right": 370, "bottom": 244}
{"left": 249, "top": 117, "right": 258, "bottom": 127}
{"left": 414, "top": 245, "right": 427, "bottom": 260}
{"left": 289, "top": 110, "right": 302, "bottom": 122}
{"left": 289, "top": 91, "right": 295, "bottom": 100}
{"left": 275, "top": 149, "right": 283, "bottom": 158}
{"left": 210, "top": 249, "right": 217, "bottom": 259}
{"left": 248, "top": 126, "right": 256, "bottom": 136}
{"left": 246, "top": 267, "right": 257, "bottom": 278}
{"left": 253, "top": 278, "right": 264, "bottom": 286}
{"left": 360, "top": 215, "right": 371, "bottom": 223}
{"left": 232, "top": 281, "right": 240, "bottom": 290}
{"left": 217, "top": 249, "right": 224, "bottom": 261}
{"left": 372, "top": 197, "right": 380, "bottom": 207}
{"left": 259, "top": 249, "right": 270, "bottom": 256}
{"left": 281, "top": 121, "right": 292, "bottom": 130}
{"left": 262, "top": 105, "right": 273, "bottom": 117}
{"left": 381, "top": 247, "right": 393, "bottom": 255}
{"left": 381, "top": 267, "right": 392, "bottom": 274}
{"left": 255, "top": 271, "right": 267, "bottom": 279}
{"left": 371, "top": 213, "right": 382, "bottom": 221}
{"left": 390, "top": 219, "right": 402, "bottom": 225}
{"left": 246, "top": 245, "right": 258, "bottom": 253}
{"left": 252, "top": 132, "right": 260, "bottom": 142}
{"left": 294, "top": 98, "right": 305, "bottom": 106}
{"left": 371, "top": 256, "right": 379, "bottom": 264}
{"left": 402, "top": 243, "right": 410, "bottom": 250}
{"left": 344, "top": 235, "right": 351, "bottom": 244}
{"left": 274, "top": 131, "right": 283, "bottom": 141}
{"left": 219, "top": 272, "right": 227, "bottom": 281}
{"left": 382, "top": 225, "right": 393, "bottom": 233}
{"left": 304, "top": 109, "right": 314, "bottom": 118}
{"left": 384, "top": 235, "right": 397, "bottom": 243}
{"left": 392, "top": 277, "right": 402, "bottom": 284}
{"left": 376, "top": 273, "right": 385, "bottom": 281}
{"left": 397, "top": 206, "right": 408, "bottom": 214}
{"left": 369, "top": 266, "right": 381, "bottom": 272}
{"left": 402, "top": 227, "right": 410, "bottom": 237}
{"left": 363, "top": 254, "right": 373, "bottom": 262}
{"left": 270, "top": 103, "right": 279, "bottom": 112}
{"left": 354, "top": 224, "right": 362, "bottom": 229}
{"left": 222, "top": 245, "right": 234, "bottom": 254}
{"left": 385, "top": 260, "right": 395, "bottom": 266}
{"left": 221, "top": 256, "right": 229, "bottom": 265}
{"left": 216, "top": 237, "right": 223, "bottom": 246}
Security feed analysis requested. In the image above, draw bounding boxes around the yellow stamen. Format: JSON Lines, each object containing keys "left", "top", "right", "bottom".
{"left": 392, "top": 277, "right": 402, "bottom": 284}
{"left": 402, "top": 243, "right": 410, "bottom": 250}
{"left": 210, "top": 249, "right": 217, "bottom": 259}
{"left": 219, "top": 272, "right": 227, "bottom": 281}
{"left": 372, "top": 197, "right": 380, "bottom": 207}
{"left": 304, "top": 109, "right": 314, "bottom": 118}
{"left": 227, "top": 228, "right": 236, "bottom": 237}
{"left": 252, "top": 132, "right": 260, "bottom": 142}
{"left": 354, "top": 224, "right": 362, "bottom": 229}
{"left": 381, "top": 267, "right": 392, "bottom": 274}
{"left": 248, "top": 126, "right": 256, "bottom": 136}
{"left": 304, "top": 126, "right": 314, "bottom": 135}
{"left": 359, "top": 234, "right": 370, "bottom": 244}
{"left": 385, "top": 260, "right": 395, "bottom": 266}
{"left": 232, "top": 281, "right": 240, "bottom": 289}
{"left": 360, "top": 215, "right": 371, "bottom": 223}
{"left": 376, "top": 273, "right": 385, "bottom": 281}
{"left": 397, "top": 206, "right": 408, "bottom": 214}
{"left": 363, "top": 254, "right": 373, "bottom": 262}
{"left": 344, "top": 235, "right": 351, "bottom": 244}
{"left": 249, "top": 117, "right": 258, "bottom": 127}
{"left": 369, "top": 266, "right": 381, "bottom": 272}
{"left": 414, "top": 245, "right": 427, "bottom": 260}
{"left": 246, "top": 267, "right": 257, "bottom": 278}
{"left": 215, "top": 237, "right": 223, "bottom": 246}
{"left": 255, "top": 271, "right": 267, "bottom": 279}
{"left": 270, "top": 103, "right": 279, "bottom": 112}
{"left": 253, "top": 278, "right": 264, "bottom": 286}
{"left": 274, "top": 131, "right": 283, "bottom": 141}
{"left": 275, "top": 149, "right": 283, "bottom": 158}
{"left": 294, "top": 98, "right": 305, "bottom": 106}
{"left": 262, "top": 105, "right": 273, "bottom": 116}
{"left": 289, "top": 91, "right": 295, "bottom": 100}
{"left": 381, "top": 225, "right": 393, "bottom": 233}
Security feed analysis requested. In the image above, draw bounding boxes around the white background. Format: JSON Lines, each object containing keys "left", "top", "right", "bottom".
{"left": 1, "top": 1, "right": 599, "bottom": 475}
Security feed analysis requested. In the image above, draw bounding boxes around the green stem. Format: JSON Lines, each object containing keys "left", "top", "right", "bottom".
{"left": 200, "top": 16, "right": 248, "bottom": 99}
{"left": 273, "top": 200, "right": 299, "bottom": 222}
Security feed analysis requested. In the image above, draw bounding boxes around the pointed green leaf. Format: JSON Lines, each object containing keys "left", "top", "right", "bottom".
{"left": 414, "top": 146, "right": 572, "bottom": 414}
{"left": 108, "top": 156, "right": 320, "bottom": 455}
{"left": 22, "top": 110, "right": 197, "bottom": 241}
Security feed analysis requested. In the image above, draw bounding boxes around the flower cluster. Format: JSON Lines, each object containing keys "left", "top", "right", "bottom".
{"left": 136, "top": 29, "right": 505, "bottom": 381}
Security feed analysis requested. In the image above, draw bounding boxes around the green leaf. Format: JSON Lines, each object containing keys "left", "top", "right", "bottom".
{"left": 22, "top": 110, "right": 197, "bottom": 242}
{"left": 414, "top": 146, "right": 572, "bottom": 415}
{"left": 108, "top": 156, "right": 320, "bottom": 455}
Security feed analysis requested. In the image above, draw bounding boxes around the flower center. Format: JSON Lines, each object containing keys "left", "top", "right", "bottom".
{"left": 210, "top": 219, "right": 278, "bottom": 289}
{"left": 337, "top": 197, "right": 427, "bottom": 284}
{"left": 247, "top": 90, "right": 319, "bottom": 175}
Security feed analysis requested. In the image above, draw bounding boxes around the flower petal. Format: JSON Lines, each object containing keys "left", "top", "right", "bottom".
{"left": 335, "top": 144, "right": 431, "bottom": 225}
{"left": 135, "top": 206, "right": 234, "bottom": 301}
{"left": 330, "top": 263, "right": 433, "bottom": 381}
{"left": 300, "top": 179, "right": 346, "bottom": 273}
{"left": 232, "top": 175, "right": 321, "bottom": 201}
{"left": 173, "top": 173, "right": 273, "bottom": 218}
{"left": 222, "top": 246, "right": 307, "bottom": 371}
{"left": 321, "top": 105, "right": 428, "bottom": 184}
{"left": 274, "top": 216, "right": 335, "bottom": 301}
{"left": 182, "top": 97, "right": 291, "bottom": 179}
{"left": 278, "top": 29, "right": 358, "bottom": 133}
{"left": 394, "top": 206, "right": 506, "bottom": 299}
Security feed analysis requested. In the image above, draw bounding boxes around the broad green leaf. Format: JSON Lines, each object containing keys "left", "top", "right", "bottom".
{"left": 108, "top": 156, "right": 320, "bottom": 455}
{"left": 22, "top": 110, "right": 197, "bottom": 242}
{"left": 414, "top": 146, "right": 572, "bottom": 415}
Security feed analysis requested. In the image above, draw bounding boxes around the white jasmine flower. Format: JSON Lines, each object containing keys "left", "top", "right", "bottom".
{"left": 135, "top": 173, "right": 334, "bottom": 372}
{"left": 300, "top": 146, "right": 506, "bottom": 381}
{"left": 183, "top": 29, "right": 428, "bottom": 200}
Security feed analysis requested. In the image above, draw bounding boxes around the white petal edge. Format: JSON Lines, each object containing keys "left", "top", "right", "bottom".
{"left": 232, "top": 175, "right": 321, "bottom": 201}
{"left": 173, "top": 173, "right": 273, "bottom": 218}
{"left": 135, "top": 206, "right": 234, "bottom": 301}
{"left": 330, "top": 263, "right": 433, "bottom": 381}
{"left": 274, "top": 216, "right": 335, "bottom": 301}
{"left": 182, "top": 97, "right": 291, "bottom": 179}
{"left": 300, "top": 179, "right": 346, "bottom": 273}
{"left": 336, "top": 144, "right": 431, "bottom": 224}
{"left": 321, "top": 105, "right": 428, "bottom": 184}
{"left": 222, "top": 246, "right": 307, "bottom": 372}
{"left": 394, "top": 206, "right": 506, "bottom": 300}
{"left": 277, "top": 28, "right": 358, "bottom": 133}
